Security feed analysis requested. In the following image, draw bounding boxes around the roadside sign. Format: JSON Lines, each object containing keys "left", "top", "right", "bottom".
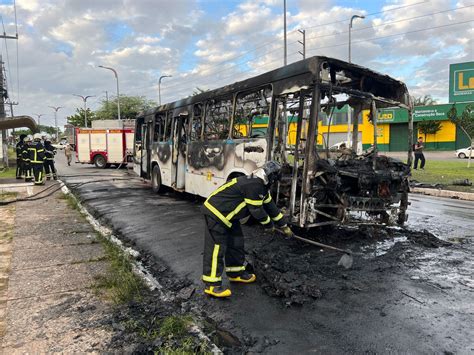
{"left": 449, "top": 61, "right": 474, "bottom": 103}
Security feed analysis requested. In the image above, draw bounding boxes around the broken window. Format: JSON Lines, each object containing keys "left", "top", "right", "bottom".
{"left": 162, "top": 111, "right": 173, "bottom": 142}
{"left": 204, "top": 96, "right": 233, "bottom": 140}
{"left": 233, "top": 86, "right": 272, "bottom": 138}
{"left": 190, "top": 103, "right": 203, "bottom": 141}
{"left": 153, "top": 112, "right": 166, "bottom": 142}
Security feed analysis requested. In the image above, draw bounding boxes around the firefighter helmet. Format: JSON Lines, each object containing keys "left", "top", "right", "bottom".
{"left": 33, "top": 133, "right": 42, "bottom": 141}
{"left": 25, "top": 135, "right": 32, "bottom": 142}
{"left": 44, "top": 134, "right": 52, "bottom": 142}
{"left": 252, "top": 160, "right": 282, "bottom": 185}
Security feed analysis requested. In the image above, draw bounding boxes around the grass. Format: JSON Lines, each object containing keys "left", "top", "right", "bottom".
{"left": 0, "top": 191, "right": 17, "bottom": 200}
{"left": 0, "top": 168, "right": 16, "bottom": 179}
{"left": 411, "top": 160, "right": 474, "bottom": 192}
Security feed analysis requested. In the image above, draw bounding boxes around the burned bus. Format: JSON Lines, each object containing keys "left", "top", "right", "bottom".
{"left": 134, "top": 56, "right": 413, "bottom": 228}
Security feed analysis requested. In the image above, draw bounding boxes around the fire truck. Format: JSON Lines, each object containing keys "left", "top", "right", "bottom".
{"left": 75, "top": 120, "right": 135, "bottom": 168}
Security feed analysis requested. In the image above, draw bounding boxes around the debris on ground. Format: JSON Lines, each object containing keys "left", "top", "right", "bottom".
{"left": 452, "top": 179, "right": 472, "bottom": 186}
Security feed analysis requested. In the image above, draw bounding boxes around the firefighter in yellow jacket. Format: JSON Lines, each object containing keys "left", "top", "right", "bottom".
{"left": 202, "top": 161, "right": 293, "bottom": 298}
{"left": 28, "top": 133, "right": 46, "bottom": 185}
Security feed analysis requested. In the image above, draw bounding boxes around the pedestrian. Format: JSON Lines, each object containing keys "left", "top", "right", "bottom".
{"left": 15, "top": 134, "right": 27, "bottom": 179}
{"left": 64, "top": 143, "right": 73, "bottom": 166}
{"left": 413, "top": 137, "right": 425, "bottom": 170}
{"left": 29, "top": 133, "right": 46, "bottom": 185}
{"left": 202, "top": 161, "right": 293, "bottom": 298}
{"left": 22, "top": 135, "right": 33, "bottom": 182}
{"left": 43, "top": 135, "right": 57, "bottom": 180}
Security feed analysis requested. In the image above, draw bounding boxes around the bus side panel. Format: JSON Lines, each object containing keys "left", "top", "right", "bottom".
{"left": 77, "top": 131, "right": 91, "bottom": 163}
{"left": 156, "top": 143, "right": 172, "bottom": 186}
{"left": 107, "top": 132, "right": 124, "bottom": 163}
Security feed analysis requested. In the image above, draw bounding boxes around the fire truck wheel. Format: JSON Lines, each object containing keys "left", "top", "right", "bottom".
{"left": 94, "top": 154, "right": 107, "bottom": 169}
{"left": 152, "top": 165, "right": 162, "bottom": 193}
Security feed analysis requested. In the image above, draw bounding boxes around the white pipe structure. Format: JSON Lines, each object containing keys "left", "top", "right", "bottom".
{"left": 72, "top": 94, "right": 95, "bottom": 128}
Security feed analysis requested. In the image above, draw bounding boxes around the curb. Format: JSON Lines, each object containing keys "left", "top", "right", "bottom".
{"left": 59, "top": 180, "right": 222, "bottom": 355}
{"left": 411, "top": 187, "right": 474, "bottom": 201}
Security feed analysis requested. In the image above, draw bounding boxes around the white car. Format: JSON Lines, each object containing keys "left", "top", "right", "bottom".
{"left": 455, "top": 147, "right": 472, "bottom": 159}
{"left": 329, "top": 141, "right": 363, "bottom": 155}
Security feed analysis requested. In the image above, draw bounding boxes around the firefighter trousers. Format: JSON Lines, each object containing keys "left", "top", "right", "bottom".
{"left": 16, "top": 159, "right": 23, "bottom": 178}
{"left": 202, "top": 215, "right": 246, "bottom": 286}
{"left": 31, "top": 163, "right": 45, "bottom": 185}
{"left": 44, "top": 160, "right": 57, "bottom": 179}
{"left": 24, "top": 162, "right": 32, "bottom": 181}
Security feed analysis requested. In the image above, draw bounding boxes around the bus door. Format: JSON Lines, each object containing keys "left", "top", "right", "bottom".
{"left": 140, "top": 121, "right": 152, "bottom": 179}
{"left": 171, "top": 113, "right": 188, "bottom": 190}
{"left": 156, "top": 111, "right": 173, "bottom": 186}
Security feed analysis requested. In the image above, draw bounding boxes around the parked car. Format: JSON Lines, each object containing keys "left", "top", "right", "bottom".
{"left": 329, "top": 140, "right": 363, "bottom": 155}
{"left": 455, "top": 147, "right": 472, "bottom": 159}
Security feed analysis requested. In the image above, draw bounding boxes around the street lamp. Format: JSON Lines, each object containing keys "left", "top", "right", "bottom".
{"left": 349, "top": 15, "right": 365, "bottom": 63}
{"left": 158, "top": 75, "right": 172, "bottom": 106}
{"left": 73, "top": 94, "right": 95, "bottom": 128}
{"left": 98, "top": 65, "right": 121, "bottom": 121}
{"left": 33, "top": 113, "right": 44, "bottom": 126}
{"left": 48, "top": 106, "right": 62, "bottom": 141}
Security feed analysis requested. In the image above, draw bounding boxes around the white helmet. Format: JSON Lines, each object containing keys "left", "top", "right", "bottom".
{"left": 44, "top": 134, "right": 52, "bottom": 142}
{"left": 25, "top": 135, "right": 33, "bottom": 142}
{"left": 33, "top": 133, "right": 42, "bottom": 141}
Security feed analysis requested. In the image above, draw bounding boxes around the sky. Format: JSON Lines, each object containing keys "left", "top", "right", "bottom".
{"left": 0, "top": 0, "right": 472, "bottom": 127}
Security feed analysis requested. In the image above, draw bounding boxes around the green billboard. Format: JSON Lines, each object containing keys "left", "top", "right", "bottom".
{"left": 378, "top": 103, "right": 470, "bottom": 123}
{"left": 449, "top": 61, "right": 474, "bottom": 103}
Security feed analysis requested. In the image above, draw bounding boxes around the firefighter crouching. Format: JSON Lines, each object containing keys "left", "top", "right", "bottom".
{"left": 44, "top": 135, "right": 57, "bottom": 180}
{"left": 202, "top": 161, "right": 293, "bottom": 298}
{"left": 15, "top": 134, "right": 27, "bottom": 179}
{"left": 22, "top": 135, "right": 33, "bottom": 182}
{"left": 29, "top": 133, "right": 46, "bottom": 185}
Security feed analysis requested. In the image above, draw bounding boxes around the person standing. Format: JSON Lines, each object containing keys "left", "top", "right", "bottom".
{"left": 413, "top": 137, "right": 426, "bottom": 170}
{"left": 22, "top": 135, "right": 33, "bottom": 182}
{"left": 64, "top": 143, "right": 73, "bottom": 166}
{"left": 201, "top": 161, "right": 293, "bottom": 298}
{"left": 15, "top": 134, "right": 27, "bottom": 179}
{"left": 43, "top": 135, "right": 57, "bottom": 180}
{"left": 28, "top": 133, "right": 46, "bottom": 185}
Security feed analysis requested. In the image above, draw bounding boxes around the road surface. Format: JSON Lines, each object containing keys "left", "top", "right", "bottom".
{"left": 56, "top": 155, "right": 474, "bottom": 353}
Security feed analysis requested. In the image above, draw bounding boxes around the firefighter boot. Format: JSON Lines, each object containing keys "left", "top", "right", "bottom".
{"left": 228, "top": 272, "right": 256, "bottom": 283}
{"left": 204, "top": 285, "right": 232, "bottom": 298}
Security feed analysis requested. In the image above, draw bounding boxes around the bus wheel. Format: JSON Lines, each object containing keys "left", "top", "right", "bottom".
{"left": 94, "top": 154, "right": 107, "bottom": 169}
{"left": 152, "top": 165, "right": 162, "bottom": 193}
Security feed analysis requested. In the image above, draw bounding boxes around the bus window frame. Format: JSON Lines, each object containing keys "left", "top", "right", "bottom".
{"left": 190, "top": 103, "right": 205, "bottom": 142}
{"left": 203, "top": 95, "right": 234, "bottom": 141}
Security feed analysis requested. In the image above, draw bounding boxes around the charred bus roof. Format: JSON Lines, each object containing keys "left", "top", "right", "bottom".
{"left": 138, "top": 56, "right": 410, "bottom": 120}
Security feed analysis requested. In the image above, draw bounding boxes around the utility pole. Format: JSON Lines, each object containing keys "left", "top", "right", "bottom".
{"left": 34, "top": 113, "right": 44, "bottom": 126}
{"left": 283, "top": 0, "right": 287, "bottom": 66}
{"left": 104, "top": 90, "right": 109, "bottom": 117}
{"left": 158, "top": 75, "right": 172, "bottom": 106}
{"left": 0, "top": 57, "right": 7, "bottom": 167}
{"left": 48, "top": 106, "right": 62, "bottom": 141}
{"left": 98, "top": 65, "right": 121, "bottom": 120}
{"left": 298, "top": 29, "right": 306, "bottom": 59}
{"left": 349, "top": 15, "right": 365, "bottom": 63}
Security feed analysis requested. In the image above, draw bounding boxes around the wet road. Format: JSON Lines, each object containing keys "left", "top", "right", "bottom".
{"left": 56, "top": 155, "right": 474, "bottom": 353}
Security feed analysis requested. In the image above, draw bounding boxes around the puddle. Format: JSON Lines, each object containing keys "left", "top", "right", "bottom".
{"left": 361, "top": 236, "right": 408, "bottom": 258}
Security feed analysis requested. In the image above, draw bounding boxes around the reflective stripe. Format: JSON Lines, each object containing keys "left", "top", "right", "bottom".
{"left": 244, "top": 198, "right": 263, "bottom": 206}
{"left": 204, "top": 201, "right": 232, "bottom": 228}
{"left": 263, "top": 194, "right": 272, "bottom": 204}
{"left": 225, "top": 201, "right": 246, "bottom": 221}
{"left": 207, "top": 178, "right": 237, "bottom": 200}
{"left": 211, "top": 244, "right": 220, "bottom": 279}
{"left": 261, "top": 216, "right": 271, "bottom": 225}
{"left": 225, "top": 266, "right": 246, "bottom": 272}
{"left": 272, "top": 212, "right": 283, "bottom": 222}
{"left": 202, "top": 275, "right": 222, "bottom": 282}
{"left": 31, "top": 160, "right": 44, "bottom": 163}
{"left": 37, "top": 149, "right": 44, "bottom": 152}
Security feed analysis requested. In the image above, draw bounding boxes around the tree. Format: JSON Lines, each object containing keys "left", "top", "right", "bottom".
{"left": 11, "top": 125, "right": 60, "bottom": 137}
{"left": 94, "top": 95, "right": 157, "bottom": 121}
{"left": 448, "top": 103, "right": 474, "bottom": 167}
{"left": 411, "top": 95, "right": 437, "bottom": 106}
{"left": 66, "top": 108, "right": 96, "bottom": 127}
{"left": 417, "top": 120, "right": 442, "bottom": 145}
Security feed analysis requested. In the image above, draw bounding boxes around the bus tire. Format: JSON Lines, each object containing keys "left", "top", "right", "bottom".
{"left": 151, "top": 165, "right": 162, "bottom": 193}
{"left": 93, "top": 154, "right": 107, "bottom": 169}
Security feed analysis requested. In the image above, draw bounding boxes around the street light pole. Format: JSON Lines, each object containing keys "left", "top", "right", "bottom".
{"left": 158, "top": 75, "right": 172, "bottom": 106}
{"left": 48, "top": 106, "right": 62, "bottom": 141}
{"left": 34, "top": 113, "right": 44, "bottom": 126}
{"left": 349, "top": 15, "right": 365, "bottom": 63}
{"left": 98, "top": 65, "right": 121, "bottom": 121}
{"left": 73, "top": 94, "right": 95, "bottom": 128}
{"left": 284, "top": 0, "right": 287, "bottom": 66}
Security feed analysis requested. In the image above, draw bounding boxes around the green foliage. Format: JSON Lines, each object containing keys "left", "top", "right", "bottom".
{"left": 11, "top": 125, "right": 60, "bottom": 137}
{"left": 94, "top": 95, "right": 157, "bottom": 120}
{"left": 417, "top": 120, "right": 442, "bottom": 140}
{"left": 159, "top": 316, "right": 193, "bottom": 339}
{"left": 66, "top": 108, "right": 96, "bottom": 127}
{"left": 412, "top": 94, "right": 437, "bottom": 106}
{"left": 447, "top": 103, "right": 474, "bottom": 140}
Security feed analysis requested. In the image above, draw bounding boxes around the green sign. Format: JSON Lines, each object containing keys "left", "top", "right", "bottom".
{"left": 449, "top": 62, "right": 474, "bottom": 103}
{"left": 378, "top": 103, "right": 471, "bottom": 124}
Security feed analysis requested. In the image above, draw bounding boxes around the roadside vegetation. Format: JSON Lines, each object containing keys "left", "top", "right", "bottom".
{"left": 411, "top": 160, "right": 474, "bottom": 192}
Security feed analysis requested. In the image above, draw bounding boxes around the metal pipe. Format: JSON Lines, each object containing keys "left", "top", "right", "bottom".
{"left": 349, "top": 15, "right": 365, "bottom": 63}
{"left": 158, "top": 75, "right": 172, "bottom": 106}
{"left": 289, "top": 93, "right": 305, "bottom": 219}
{"left": 371, "top": 100, "right": 378, "bottom": 170}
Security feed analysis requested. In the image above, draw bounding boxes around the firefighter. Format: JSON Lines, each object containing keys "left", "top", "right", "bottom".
{"left": 15, "top": 134, "right": 27, "bottom": 179}
{"left": 43, "top": 135, "right": 57, "bottom": 180}
{"left": 202, "top": 161, "right": 293, "bottom": 298}
{"left": 22, "top": 135, "right": 33, "bottom": 182}
{"left": 29, "top": 133, "right": 46, "bottom": 185}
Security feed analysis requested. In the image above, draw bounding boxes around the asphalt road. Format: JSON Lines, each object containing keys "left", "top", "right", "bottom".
{"left": 56, "top": 155, "right": 474, "bottom": 354}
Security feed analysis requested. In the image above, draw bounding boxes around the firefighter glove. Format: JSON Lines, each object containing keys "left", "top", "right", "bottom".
{"left": 276, "top": 225, "right": 294, "bottom": 238}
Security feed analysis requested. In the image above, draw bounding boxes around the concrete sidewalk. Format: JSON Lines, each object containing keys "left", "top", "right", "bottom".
{"left": 0, "top": 184, "right": 115, "bottom": 353}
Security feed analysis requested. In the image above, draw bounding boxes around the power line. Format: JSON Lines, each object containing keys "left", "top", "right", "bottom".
{"left": 157, "top": 20, "right": 471, "bottom": 103}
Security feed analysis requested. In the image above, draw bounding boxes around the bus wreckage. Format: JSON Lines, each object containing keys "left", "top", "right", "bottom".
{"left": 134, "top": 56, "right": 413, "bottom": 228}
